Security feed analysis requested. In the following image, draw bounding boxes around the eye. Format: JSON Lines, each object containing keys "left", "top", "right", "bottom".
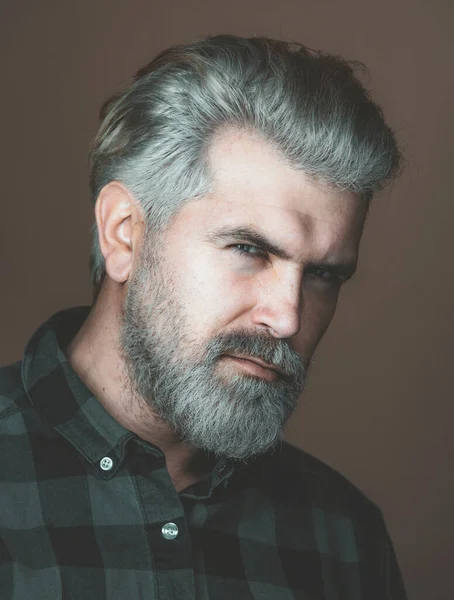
{"left": 307, "top": 267, "right": 343, "bottom": 285}
{"left": 232, "top": 244, "right": 267, "bottom": 258}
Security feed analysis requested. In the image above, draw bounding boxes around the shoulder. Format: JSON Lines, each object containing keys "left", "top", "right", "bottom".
{"left": 0, "top": 360, "right": 51, "bottom": 436}
{"left": 0, "top": 360, "right": 27, "bottom": 420}
{"left": 249, "top": 440, "right": 382, "bottom": 522}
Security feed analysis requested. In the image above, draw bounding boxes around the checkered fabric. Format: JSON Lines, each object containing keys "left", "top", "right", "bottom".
{"left": 0, "top": 307, "right": 407, "bottom": 599}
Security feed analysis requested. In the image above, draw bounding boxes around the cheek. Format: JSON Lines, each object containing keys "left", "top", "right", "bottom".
{"left": 174, "top": 254, "right": 249, "bottom": 330}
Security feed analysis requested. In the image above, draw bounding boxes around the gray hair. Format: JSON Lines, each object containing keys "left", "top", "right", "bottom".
{"left": 89, "top": 34, "right": 403, "bottom": 292}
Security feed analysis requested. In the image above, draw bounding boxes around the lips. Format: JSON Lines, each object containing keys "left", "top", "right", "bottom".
{"left": 225, "top": 354, "right": 284, "bottom": 375}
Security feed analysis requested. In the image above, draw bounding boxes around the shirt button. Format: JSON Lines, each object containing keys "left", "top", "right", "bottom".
{"left": 100, "top": 457, "right": 113, "bottom": 471}
{"left": 161, "top": 522, "right": 179, "bottom": 540}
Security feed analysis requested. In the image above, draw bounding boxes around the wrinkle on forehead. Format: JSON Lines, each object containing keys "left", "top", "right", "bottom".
{"left": 203, "top": 195, "right": 361, "bottom": 229}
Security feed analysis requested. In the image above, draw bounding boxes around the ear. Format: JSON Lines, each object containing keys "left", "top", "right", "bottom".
{"left": 94, "top": 181, "right": 144, "bottom": 284}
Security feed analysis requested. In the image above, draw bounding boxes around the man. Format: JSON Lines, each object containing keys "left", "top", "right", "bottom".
{"left": 0, "top": 35, "right": 406, "bottom": 599}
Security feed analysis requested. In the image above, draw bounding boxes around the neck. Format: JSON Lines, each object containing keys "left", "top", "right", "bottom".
{"left": 66, "top": 280, "right": 213, "bottom": 491}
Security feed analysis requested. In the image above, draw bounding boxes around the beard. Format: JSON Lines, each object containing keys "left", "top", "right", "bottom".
{"left": 120, "top": 239, "right": 311, "bottom": 461}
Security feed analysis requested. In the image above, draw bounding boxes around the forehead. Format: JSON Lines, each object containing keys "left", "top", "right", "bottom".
{"left": 200, "top": 129, "right": 366, "bottom": 257}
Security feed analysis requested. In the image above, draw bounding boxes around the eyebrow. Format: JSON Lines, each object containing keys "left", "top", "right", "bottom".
{"left": 203, "top": 225, "right": 358, "bottom": 280}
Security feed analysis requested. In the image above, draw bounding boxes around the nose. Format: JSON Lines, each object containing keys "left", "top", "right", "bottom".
{"left": 250, "top": 272, "right": 302, "bottom": 339}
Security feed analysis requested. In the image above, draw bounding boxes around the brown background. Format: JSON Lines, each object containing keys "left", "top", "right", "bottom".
{"left": 1, "top": 1, "right": 453, "bottom": 598}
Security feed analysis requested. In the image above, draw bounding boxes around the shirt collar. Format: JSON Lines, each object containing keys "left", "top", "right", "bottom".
{"left": 21, "top": 307, "right": 237, "bottom": 488}
{"left": 22, "top": 307, "right": 141, "bottom": 478}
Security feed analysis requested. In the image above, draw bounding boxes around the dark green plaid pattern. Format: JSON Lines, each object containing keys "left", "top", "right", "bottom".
{"left": 0, "top": 308, "right": 407, "bottom": 599}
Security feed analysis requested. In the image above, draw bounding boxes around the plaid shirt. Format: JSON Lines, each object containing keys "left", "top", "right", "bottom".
{"left": 0, "top": 307, "right": 407, "bottom": 600}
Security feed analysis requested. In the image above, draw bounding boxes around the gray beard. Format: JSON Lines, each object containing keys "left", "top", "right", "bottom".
{"left": 120, "top": 245, "right": 310, "bottom": 460}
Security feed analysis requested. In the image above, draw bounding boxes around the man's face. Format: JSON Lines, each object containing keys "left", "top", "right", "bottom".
{"left": 120, "top": 130, "right": 366, "bottom": 460}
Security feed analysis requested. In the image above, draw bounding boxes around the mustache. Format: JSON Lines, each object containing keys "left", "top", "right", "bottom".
{"left": 204, "top": 329, "right": 306, "bottom": 380}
